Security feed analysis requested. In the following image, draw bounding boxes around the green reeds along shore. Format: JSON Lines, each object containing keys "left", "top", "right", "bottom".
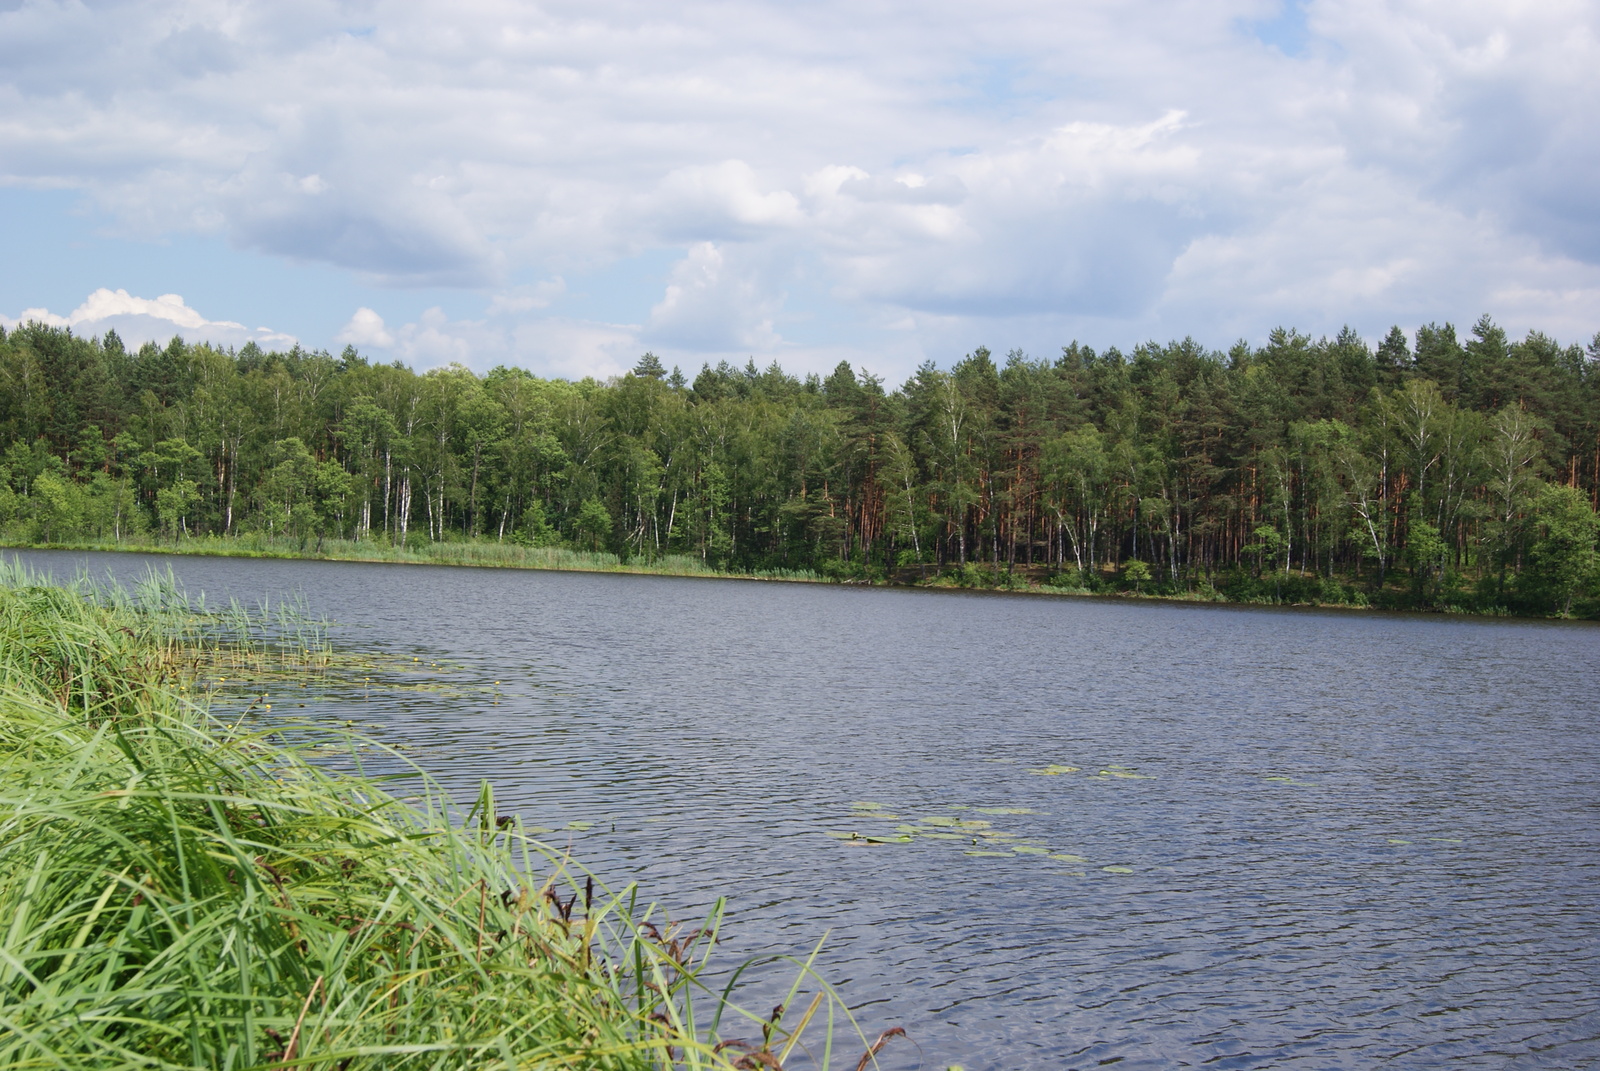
{"left": 0, "top": 564, "right": 867, "bottom": 1070}
{"left": 3, "top": 534, "right": 824, "bottom": 584}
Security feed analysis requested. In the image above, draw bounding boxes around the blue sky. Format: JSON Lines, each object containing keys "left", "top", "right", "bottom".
{"left": 2, "top": 0, "right": 1597, "bottom": 384}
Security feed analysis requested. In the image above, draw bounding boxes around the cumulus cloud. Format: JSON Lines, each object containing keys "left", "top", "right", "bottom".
{"left": 335, "top": 307, "right": 394, "bottom": 348}
{"left": 2, "top": 0, "right": 1596, "bottom": 376}
{"left": 2, "top": 289, "right": 297, "bottom": 350}
{"left": 335, "top": 303, "right": 639, "bottom": 380}
{"left": 647, "top": 242, "right": 783, "bottom": 350}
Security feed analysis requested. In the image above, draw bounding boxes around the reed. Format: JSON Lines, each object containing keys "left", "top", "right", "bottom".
{"left": 5, "top": 535, "right": 825, "bottom": 586}
{"left": 0, "top": 564, "right": 866, "bottom": 1070}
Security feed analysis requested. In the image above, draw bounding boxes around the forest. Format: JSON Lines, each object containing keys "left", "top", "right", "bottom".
{"left": 1, "top": 317, "right": 1598, "bottom": 616}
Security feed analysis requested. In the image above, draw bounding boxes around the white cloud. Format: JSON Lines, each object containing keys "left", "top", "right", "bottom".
{"left": 1, "top": 289, "right": 297, "bottom": 349}
{"left": 647, "top": 242, "right": 782, "bottom": 351}
{"left": 1, "top": 0, "right": 1596, "bottom": 377}
{"left": 335, "top": 304, "right": 641, "bottom": 380}
{"left": 335, "top": 307, "right": 394, "bottom": 348}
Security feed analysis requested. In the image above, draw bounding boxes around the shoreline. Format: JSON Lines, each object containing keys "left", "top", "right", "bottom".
{"left": 0, "top": 564, "right": 863, "bottom": 1070}
{"left": 4, "top": 536, "right": 1587, "bottom": 624}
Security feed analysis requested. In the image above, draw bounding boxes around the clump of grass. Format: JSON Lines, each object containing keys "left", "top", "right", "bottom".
{"left": 0, "top": 564, "right": 873, "bottom": 1070}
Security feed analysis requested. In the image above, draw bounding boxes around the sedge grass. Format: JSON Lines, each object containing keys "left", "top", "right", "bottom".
{"left": 0, "top": 565, "right": 874, "bottom": 1070}
{"left": 3, "top": 535, "right": 822, "bottom": 586}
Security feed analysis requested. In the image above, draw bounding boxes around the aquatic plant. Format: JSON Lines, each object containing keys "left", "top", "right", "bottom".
{"left": 0, "top": 565, "right": 876, "bottom": 1070}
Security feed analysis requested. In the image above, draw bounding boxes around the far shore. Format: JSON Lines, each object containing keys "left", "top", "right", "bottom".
{"left": 4, "top": 535, "right": 1587, "bottom": 623}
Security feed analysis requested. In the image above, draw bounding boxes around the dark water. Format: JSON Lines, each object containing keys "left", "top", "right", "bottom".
{"left": 12, "top": 550, "right": 1600, "bottom": 1069}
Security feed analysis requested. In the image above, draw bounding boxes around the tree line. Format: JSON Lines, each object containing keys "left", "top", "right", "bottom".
{"left": 2, "top": 316, "right": 1598, "bottom": 614}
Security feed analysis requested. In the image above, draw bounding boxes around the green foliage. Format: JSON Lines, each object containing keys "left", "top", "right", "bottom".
{"left": 1, "top": 320, "right": 1599, "bottom": 614}
{"left": 1518, "top": 483, "right": 1600, "bottom": 615}
{"left": 0, "top": 566, "right": 868, "bottom": 1070}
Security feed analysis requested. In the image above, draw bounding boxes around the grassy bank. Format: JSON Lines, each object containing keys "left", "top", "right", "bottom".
{"left": 9, "top": 532, "right": 1595, "bottom": 620}
{"left": 0, "top": 534, "right": 826, "bottom": 584}
{"left": 0, "top": 565, "right": 868, "bottom": 1070}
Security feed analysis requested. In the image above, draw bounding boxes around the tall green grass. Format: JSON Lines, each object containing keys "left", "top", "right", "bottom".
{"left": 0, "top": 564, "right": 870, "bottom": 1070}
{"left": 4, "top": 535, "right": 823, "bottom": 585}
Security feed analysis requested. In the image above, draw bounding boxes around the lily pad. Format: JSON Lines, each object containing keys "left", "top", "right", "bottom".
{"left": 1049, "top": 853, "right": 1087, "bottom": 863}
{"left": 921, "top": 816, "right": 959, "bottom": 827}
{"left": 1100, "top": 865, "right": 1134, "bottom": 874}
{"left": 1099, "top": 770, "right": 1154, "bottom": 779}
{"left": 565, "top": 821, "right": 593, "bottom": 831}
{"left": 894, "top": 824, "right": 920, "bottom": 834}
{"left": 823, "top": 831, "right": 858, "bottom": 840}
{"left": 850, "top": 801, "right": 885, "bottom": 810}
{"left": 1028, "top": 764, "right": 1080, "bottom": 776}
{"left": 862, "top": 835, "right": 913, "bottom": 844}
{"left": 1011, "top": 845, "right": 1050, "bottom": 855}
{"left": 975, "top": 806, "right": 1037, "bottom": 815}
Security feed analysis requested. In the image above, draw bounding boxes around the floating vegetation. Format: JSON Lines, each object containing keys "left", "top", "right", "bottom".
{"left": 819, "top": 793, "right": 1111, "bottom": 872}
{"left": 1101, "top": 865, "right": 1135, "bottom": 874}
{"left": 1028, "top": 764, "right": 1080, "bottom": 776}
{"left": 1096, "top": 766, "right": 1155, "bottom": 780}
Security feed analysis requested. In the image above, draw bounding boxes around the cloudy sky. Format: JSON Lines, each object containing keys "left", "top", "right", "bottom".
{"left": 2, "top": 0, "right": 1597, "bottom": 383}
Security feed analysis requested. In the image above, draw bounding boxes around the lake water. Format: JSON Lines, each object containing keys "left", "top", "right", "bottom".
{"left": 10, "top": 549, "right": 1600, "bottom": 1069}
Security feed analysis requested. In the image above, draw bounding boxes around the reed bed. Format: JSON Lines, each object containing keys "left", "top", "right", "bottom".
{"left": 0, "top": 564, "right": 868, "bottom": 1070}
{"left": 4, "top": 535, "right": 823, "bottom": 585}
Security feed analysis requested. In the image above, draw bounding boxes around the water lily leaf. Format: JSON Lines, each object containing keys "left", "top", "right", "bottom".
{"left": 954, "top": 819, "right": 992, "bottom": 830}
{"left": 1100, "top": 865, "right": 1134, "bottom": 874}
{"left": 1028, "top": 764, "right": 1080, "bottom": 775}
{"left": 964, "top": 850, "right": 1012, "bottom": 857}
{"left": 1011, "top": 845, "right": 1049, "bottom": 855}
{"left": 1049, "top": 854, "right": 1087, "bottom": 863}
{"left": 850, "top": 801, "right": 885, "bottom": 810}
{"left": 921, "top": 816, "right": 958, "bottom": 827}
{"left": 525, "top": 826, "right": 555, "bottom": 835}
{"left": 863, "top": 835, "right": 913, "bottom": 844}
{"left": 565, "top": 821, "right": 593, "bottom": 831}
{"left": 895, "top": 824, "right": 920, "bottom": 834}
{"left": 823, "top": 831, "right": 857, "bottom": 840}
{"left": 975, "top": 807, "right": 1036, "bottom": 815}
{"left": 1099, "top": 770, "right": 1154, "bottom": 779}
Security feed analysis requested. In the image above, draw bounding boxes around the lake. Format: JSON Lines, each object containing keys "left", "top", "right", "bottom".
{"left": 10, "top": 549, "right": 1600, "bottom": 1069}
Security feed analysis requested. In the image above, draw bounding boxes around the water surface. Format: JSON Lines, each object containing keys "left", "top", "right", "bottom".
{"left": 13, "top": 550, "right": 1600, "bottom": 1069}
